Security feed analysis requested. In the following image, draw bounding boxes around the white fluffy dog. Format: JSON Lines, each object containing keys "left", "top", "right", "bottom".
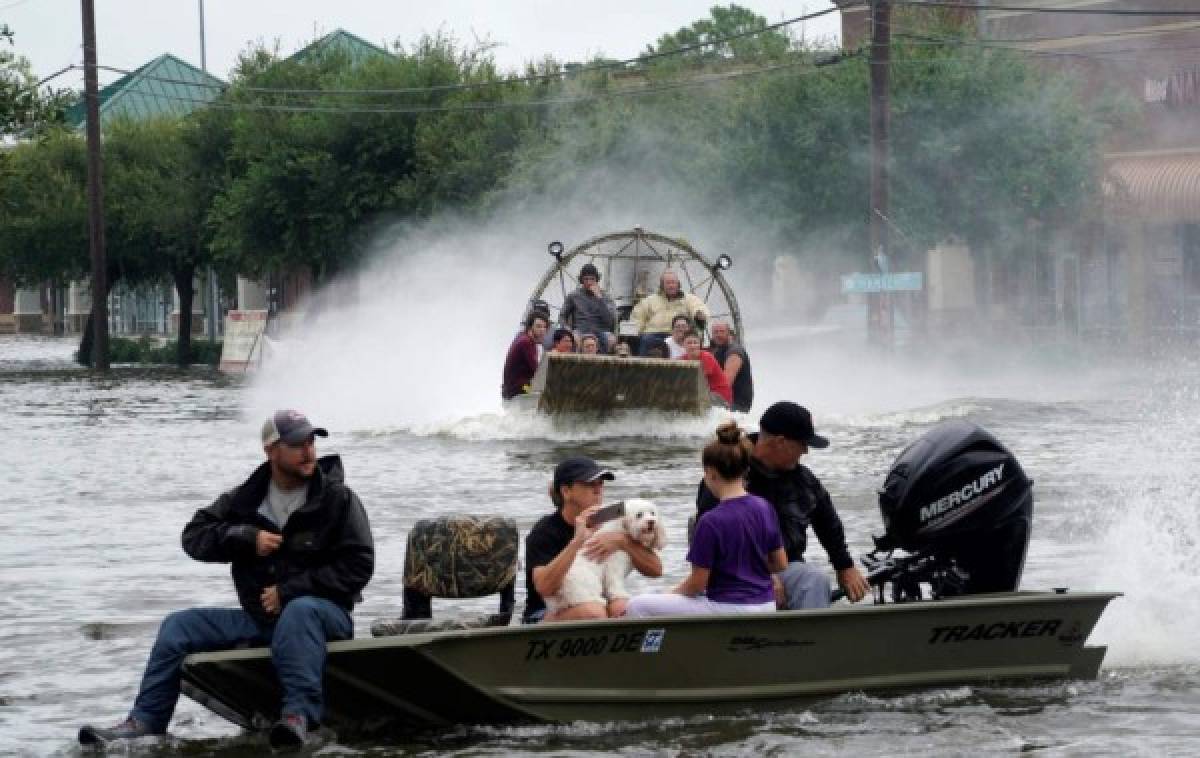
{"left": 545, "top": 499, "right": 666, "bottom": 614}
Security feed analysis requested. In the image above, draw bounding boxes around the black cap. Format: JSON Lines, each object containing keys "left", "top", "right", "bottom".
{"left": 758, "top": 401, "right": 828, "bottom": 449}
{"left": 553, "top": 456, "right": 615, "bottom": 492}
{"left": 262, "top": 409, "right": 329, "bottom": 446}
{"left": 580, "top": 263, "right": 601, "bottom": 281}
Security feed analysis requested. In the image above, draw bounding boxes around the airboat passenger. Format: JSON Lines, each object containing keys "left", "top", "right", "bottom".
{"left": 524, "top": 457, "right": 662, "bottom": 623}
{"left": 559, "top": 263, "right": 616, "bottom": 351}
{"left": 709, "top": 320, "right": 753, "bottom": 413}
{"left": 512, "top": 300, "right": 554, "bottom": 350}
{"left": 580, "top": 333, "right": 601, "bottom": 355}
{"left": 614, "top": 342, "right": 633, "bottom": 358}
{"left": 631, "top": 269, "right": 710, "bottom": 353}
{"left": 696, "top": 402, "right": 871, "bottom": 610}
{"left": 551, "top": 328, "right": 576, "bottom": 354}
{"left": 502, "top": 312, "right": 549, "bottom": 400}
{"left": 625, "top": 422, "right": 784, "bottom": 618}
{"left": 683, "top": 330, "right": 732, "bottom": 407}
{"left": 662, "top": 315, "right": 691, "bottom": 359}
{"left": 641, "top": 335, "right": 669, "bottom": 360}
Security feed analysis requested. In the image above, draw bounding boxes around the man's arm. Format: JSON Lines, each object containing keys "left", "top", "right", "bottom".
{"left": 181, "top": 492, "right": 259, "bottom": 562}
{"left": 630, "top": 297, "right": 649, "bottom": 331}
{"left": 277, "top": 489, "right": 375, "bottom": 605}
{"left": 806, "top": 472, "right": 869, "bottom": 602}
{"left": 723, "top": 352, "right": 744, "bottom": 385}
{"left": 600, "top": 292, "right": 617, "bottom": 331}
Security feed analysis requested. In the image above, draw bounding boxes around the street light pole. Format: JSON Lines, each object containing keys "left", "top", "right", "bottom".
{"left": 868, "top": 0, "right": 893, "bottom": 347}
{"left": 199, "top": 0, "right": 220, "bottom": 343}
{"left": 81, "top": 0, "right": 109, "bottom": 370}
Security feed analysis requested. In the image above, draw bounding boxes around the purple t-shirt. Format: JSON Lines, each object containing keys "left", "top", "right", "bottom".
{"left": 686, "top": 493, "right": 783, "bottom": 604}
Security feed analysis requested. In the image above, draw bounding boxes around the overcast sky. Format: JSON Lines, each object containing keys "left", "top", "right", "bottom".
{"left": 4, "top": 0, "right": 841, "bottom": 89}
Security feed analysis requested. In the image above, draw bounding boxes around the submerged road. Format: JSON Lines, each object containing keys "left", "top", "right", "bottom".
{"left": 1, "top": 335, "right": 1197, "bottom": 755}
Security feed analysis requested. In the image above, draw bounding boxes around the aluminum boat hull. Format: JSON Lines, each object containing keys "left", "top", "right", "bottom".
{"left": 181, "top": 590, "right": 1117, "bottom": 735}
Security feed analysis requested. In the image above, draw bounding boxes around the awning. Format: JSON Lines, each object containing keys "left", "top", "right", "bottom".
{"left": 1105, "top": 149, "right": 1200, "bottom": 223}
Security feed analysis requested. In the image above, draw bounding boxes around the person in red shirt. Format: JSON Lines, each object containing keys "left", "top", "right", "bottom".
{"left": 502, "top": 313, "right": 549, "bottom": 400}
{"left": 683, "top": 331, "right": 731, "bottom": 407}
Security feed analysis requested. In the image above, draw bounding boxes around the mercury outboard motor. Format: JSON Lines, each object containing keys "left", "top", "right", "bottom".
{"left": 854, "top": 420, "right": 1033, "bottom": 602}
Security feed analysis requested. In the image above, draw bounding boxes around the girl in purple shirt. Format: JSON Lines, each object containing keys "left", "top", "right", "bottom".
{"left": 625, "top": 421, "right": 788, "bottom": 617}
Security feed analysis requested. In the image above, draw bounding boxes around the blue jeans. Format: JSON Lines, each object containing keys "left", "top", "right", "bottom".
{"left": 129, "top": 596, "right": 353, "bottom": 731}
{"left": 778, "top": 561, "right": 832, "bottom": 610}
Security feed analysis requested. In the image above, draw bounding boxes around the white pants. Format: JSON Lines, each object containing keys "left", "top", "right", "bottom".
{"left": 624, "top": 593, "right": 776, "bottom": 618}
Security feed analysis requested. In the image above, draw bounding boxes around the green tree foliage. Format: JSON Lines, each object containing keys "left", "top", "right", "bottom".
{"left": 0, "top": 130, "right": 88, "bottom": 283}
{"left": 646, "top": 4, "right": 791, "bottom": 62}
{"left": 0, "top": 119, "right": 214, "bottom": 364}
{"left": 104, "top": 117, "right": 214, "bottom": 364}
{"left": 1, "top": 28, "right": 72, "bottom": 135}
{"left": 502, "top": 9, "right": 1126, "bottom": 278}
{"left": 206, "top": 35, "right": 543, "bottom": 280}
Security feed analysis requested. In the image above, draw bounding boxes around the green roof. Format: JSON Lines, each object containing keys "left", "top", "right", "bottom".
{"left": 287, "top": 29, "right": 391, "bottom": 66}
{"left": 65, "top": 54, "right": 225, "bottom": 130}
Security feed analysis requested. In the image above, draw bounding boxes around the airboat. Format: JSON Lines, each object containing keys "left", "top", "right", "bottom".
{"left": 180, "top": 421, "right": 1119, "bottom": 739}
{"left": 505, "top": 227, "right": 743, "bottom": 415}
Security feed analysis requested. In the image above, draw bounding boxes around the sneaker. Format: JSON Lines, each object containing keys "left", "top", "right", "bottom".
{"left": 78, "top": 716, "right": 161, "bottom": 745}
{"left": 268, "top": 713, "right": 308, "bottom": 749}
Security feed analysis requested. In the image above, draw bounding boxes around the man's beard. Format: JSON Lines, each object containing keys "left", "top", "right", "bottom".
{"left": 279, "top": 458, "right": 316, "bottom": 481}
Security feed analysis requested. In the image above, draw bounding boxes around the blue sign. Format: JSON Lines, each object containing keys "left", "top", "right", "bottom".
{"left": 841, "top": 272, "right": 924, "bottom": 294}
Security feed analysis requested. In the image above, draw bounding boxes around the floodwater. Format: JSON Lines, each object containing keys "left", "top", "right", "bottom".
{"left": 1, "top": 334, "right": 1198, "bottom": 757}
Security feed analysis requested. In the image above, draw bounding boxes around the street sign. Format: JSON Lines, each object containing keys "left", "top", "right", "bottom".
{"left": 841, "top": 272, "right": 923, "bottom": 294}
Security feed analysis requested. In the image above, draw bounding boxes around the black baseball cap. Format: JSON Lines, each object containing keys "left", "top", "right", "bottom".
{"left": 553, "top": 456, "right": 615, "bottom": 491}
{"left": 262, "top": 409, "right": 328, "bottom": 446}
{"left": 758, "top": 401, "right": 829, "bottom": 449}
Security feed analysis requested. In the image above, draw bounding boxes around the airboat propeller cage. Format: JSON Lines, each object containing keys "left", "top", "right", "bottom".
{"left": 876, "top": 420, "right": 1033, "bottom": 594}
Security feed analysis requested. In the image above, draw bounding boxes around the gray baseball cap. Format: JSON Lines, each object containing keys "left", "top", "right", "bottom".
{"left": 262, "top": 409, "right": 328, "bottom": 446}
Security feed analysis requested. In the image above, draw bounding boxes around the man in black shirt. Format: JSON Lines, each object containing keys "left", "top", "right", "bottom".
{"left": 696, "top": 402, "right": 869, "bottom": 609}
{"left": 709, "top": 321, "right": 753, "bottom": 412}
{"left": 524, "top": 456, "right": 662, "bottom": 622}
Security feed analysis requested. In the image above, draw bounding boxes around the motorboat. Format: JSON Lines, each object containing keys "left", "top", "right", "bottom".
{"left": 180, "top": 421, "right": 1118, "bottom": 736}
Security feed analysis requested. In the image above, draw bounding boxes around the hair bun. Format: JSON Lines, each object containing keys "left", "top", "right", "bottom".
{"left": 715, "top": 420, "right": 742, "bottom": 445}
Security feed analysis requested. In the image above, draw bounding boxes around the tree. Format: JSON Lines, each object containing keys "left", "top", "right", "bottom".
{"left": 645, "top": 4, "right": 792, "bottom": 63}
{"left": 206, "top": 34, "right": 541, "bottom": 281}
{"left": 2, "top": 27, "right": 72, "bottom": 135}
{"left": 0, "top": 130, "right": 89, "bottom": 284}
{"left": 0, "top": 120, "right": 215, "bottom": 365}
{"left": 500, "top": 15, "right": 1125, "bottom": 295}
{"left": 104, "top": 118, "right": 214, "bottom": 365}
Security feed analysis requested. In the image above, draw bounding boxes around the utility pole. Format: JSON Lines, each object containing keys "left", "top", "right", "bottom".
{"left": 199, "top": 0, "right": 221, "bottom": 344}
{"left": 81, "top": 0, "right": 109, "bottom": 370}
{"left": 868, "top": 0, "right": 893, "bottom": 347}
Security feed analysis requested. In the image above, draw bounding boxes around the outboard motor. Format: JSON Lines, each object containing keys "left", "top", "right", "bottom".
{"left": 858, "top": 420, "right": 1033, "bottom": 602}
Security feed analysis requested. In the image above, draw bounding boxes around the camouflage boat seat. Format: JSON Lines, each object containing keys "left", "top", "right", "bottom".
{"left": 371, "top": 515, "right": 519, "bottom": 637}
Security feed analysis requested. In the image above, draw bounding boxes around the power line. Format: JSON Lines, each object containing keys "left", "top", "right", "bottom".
{"left": 34, "top": 64, "right": 75, "bottom": 88}
{"left": 91, "top": 7, "right": 838, "bottom": 99}
{"left": 89, "top": 54, "right": 856, "bottom": 116}
{"left": 891, "top": 1, "right": 1200, "bottom": 17}
{"left": 887, "top": 25, "right": 1200, "bottom": 64}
